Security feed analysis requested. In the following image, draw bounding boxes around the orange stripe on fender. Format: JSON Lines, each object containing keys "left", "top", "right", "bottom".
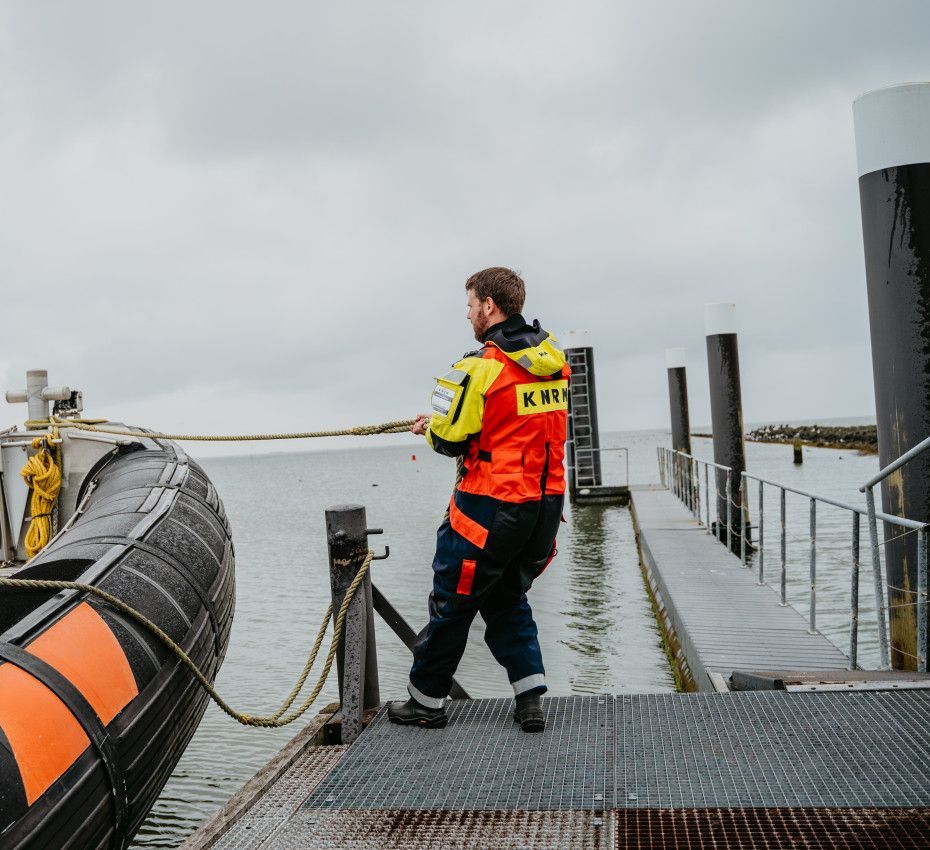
{"left": 448, "top": 498, "right": 489, "bottom": 549}
{"left": 457, "top": 559, "right": 477, "bottom": 595}
{"left": 27, "top": 602, "right": 138, "bottom": 725}
{"left": 0, "top": 663, "right": 90, "bottom": 804}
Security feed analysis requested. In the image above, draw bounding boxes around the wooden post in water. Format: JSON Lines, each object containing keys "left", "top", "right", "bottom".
{"left": 793, "top": 440, "right": 803, "bottom": 465}
{"left": 325, "top": 504, "right": 380, "bottom": 743}
{"left": 705, "top": 304, "right": 748, "bottom": 552}
{"left": 854, "top": 83, "right": 930, "bottom": 670}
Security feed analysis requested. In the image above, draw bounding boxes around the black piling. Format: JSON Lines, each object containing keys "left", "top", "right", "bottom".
{"left": 854, "top": 82, "right": 930, "bottom": 669}
{"left": 704, "top": 304, "right": 748, "bottom": 552}
{"left": 666, "top": 348, "right": 692, "bottom": 456}
{"left": 325, "top": 504, "right": 380, "bottom": 742}
{"left": 666, "top": 348, "right": 692, "bottom": 503}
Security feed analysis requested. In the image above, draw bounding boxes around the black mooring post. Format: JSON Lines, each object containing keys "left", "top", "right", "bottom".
{"left": 325, "top": 504, "right": 380, "bottom": 743}
{"left": 666, "top": 347, "right": 692, "bottom": 503}
{"left": 666, "top": 348, "right": 692, "bottom": 456}
{"left": 854, "top": 83, "right": 930, "bottom": 670}
{"left": 705, "top": 304, "right": 748, "bottom": 552}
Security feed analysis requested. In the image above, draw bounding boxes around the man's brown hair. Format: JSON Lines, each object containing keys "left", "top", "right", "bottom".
{"left": 465, "top": 267, "right": 525, "bottom": 317}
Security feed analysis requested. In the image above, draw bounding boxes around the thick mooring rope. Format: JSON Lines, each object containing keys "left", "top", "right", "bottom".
{"left": 0, "top": 551, "right": 373, "bottom": 728}
{"left": 24, "top": 416, "right": 416, "bottom": 441}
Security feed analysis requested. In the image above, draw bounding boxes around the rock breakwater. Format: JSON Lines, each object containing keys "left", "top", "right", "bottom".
{"left": 745, "top": 423, "right": 877, "bottom": 453}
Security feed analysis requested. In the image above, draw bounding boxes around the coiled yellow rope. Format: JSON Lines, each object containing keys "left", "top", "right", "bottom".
{"left": 0, "top": 551, "right": 373, "bottom": 728}
{"left": 20, "top": 437, "right": 62, "bottom": 558}
{"left": 23, "top": 417, "right": 416, "bottom": 442}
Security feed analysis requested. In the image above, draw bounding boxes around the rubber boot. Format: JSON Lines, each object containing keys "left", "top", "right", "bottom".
{"left": 513, "top": 692, "right": 545, "bottom": 733}
{"left": 388, "top": 697, "right": 448, "bottom": 729}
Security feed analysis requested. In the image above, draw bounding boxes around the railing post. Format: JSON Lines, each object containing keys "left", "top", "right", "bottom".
{"left": 809, "top": 498, "right": 817, "bottom": 634}
{"left": 850, "top": 513, "right": 860, "bottom": 670}
{"left": 724, "top": 470, "right": 732, "bottom": 546}
{"left": 757, "top": 480, "right": 764, "bottom": 585}
{"left": 705, "top": 462, "right": 711, "bottom": 534}
{"left": 919, "top": 528, "right": 928, "bottom": 673}
{"left": 780, "top": 487, "right": 787, "bottom": 606}
{"left": 326, "top": 504, "right": 381, "bottom": 744}
{"left": 865, "top": 486, "right": 890, "bottom": 668}
{"left": 740, "top": 474, "right": 747, "bottom": 566}
{"left": 692, "top": 458, "right": 700, "bottom": 519}
{"left": 716, "top": 471, "right": 723, "bottom": 544}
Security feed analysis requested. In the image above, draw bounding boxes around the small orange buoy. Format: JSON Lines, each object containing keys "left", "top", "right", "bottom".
{"left": 411, "top": 454, "right": 416, "bottom": 461}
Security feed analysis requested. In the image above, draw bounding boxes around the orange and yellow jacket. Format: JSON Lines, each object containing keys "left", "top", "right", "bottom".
{"left": 426, "top": 315, "right": 570, "bottom": 503}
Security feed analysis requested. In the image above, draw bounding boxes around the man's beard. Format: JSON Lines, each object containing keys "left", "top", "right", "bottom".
{"left": 472, "top": 314, "right": 490, "bottom": 342}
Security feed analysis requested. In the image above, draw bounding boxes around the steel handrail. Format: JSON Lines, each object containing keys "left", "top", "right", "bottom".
{"left": 657, "top": 444, "right": 928, "bottom": 673}
{"left": 860, "top": 432, "right": 930, "bottom": 491}
{"left": 743, "top": 471, "right": 925, "bottom": 530}
{"left": 567, "top": 441, "right": 630, "bottom": 488}
{"left": 585, "top": 446, "right": 630, "bottom": 488}
{"left": 857, "top": 434, "right": 930, "bottom": 673}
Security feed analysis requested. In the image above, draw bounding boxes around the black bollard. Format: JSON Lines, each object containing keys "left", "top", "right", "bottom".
{"left": 326, "top": 504, "right": 380, "bottom": 742}
{"left": 705, "top": 304, "right": 748, "bottom": 551}
{"left": 666, "top": 348, "right": 692, "bottom": 504}
{"left": 854, "top": 82, "right": 930, "bottom": 669}
{"left": 793, "top": 440, "right": 803, "bottom": 465}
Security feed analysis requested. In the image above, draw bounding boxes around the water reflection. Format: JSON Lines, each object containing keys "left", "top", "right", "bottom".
{"left": 563, "top": 505, "right": 612, "bottom": 667}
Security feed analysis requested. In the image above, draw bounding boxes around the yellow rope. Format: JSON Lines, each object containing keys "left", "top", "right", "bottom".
{"left": 20, "top": 436, "right": 62, "bottom": 558}
{"left": 0, "top": 551, "right": 374, "bottom": 728}
{"left": 22, "top": 416, "right": 416, "bottom": 442}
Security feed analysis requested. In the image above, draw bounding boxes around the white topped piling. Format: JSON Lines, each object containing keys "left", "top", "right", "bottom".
{"left": 854, "top": 81, "right": 930, "bottom": 670}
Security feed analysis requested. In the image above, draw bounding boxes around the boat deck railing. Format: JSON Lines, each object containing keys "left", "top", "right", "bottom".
{"left": 657, "top": 445, "right": 929, "bottom": 673}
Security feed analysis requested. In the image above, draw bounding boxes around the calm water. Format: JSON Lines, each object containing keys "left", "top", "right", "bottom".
{"left": 131, "top": 429, "right": 882, "bottom": 847}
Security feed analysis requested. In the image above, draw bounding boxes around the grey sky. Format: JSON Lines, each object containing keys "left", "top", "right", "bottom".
{"left": 2, "top": 2, "right": 928, "bottom": 455}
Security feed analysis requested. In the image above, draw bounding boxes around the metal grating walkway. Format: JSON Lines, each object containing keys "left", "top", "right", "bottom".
{"left": 304, "top": 696, "right": 611, "bottom": 811}
{"left": 631, "top": 486, "right": 849, "bottom": 690}
{"left": 208, "top": 692, "right": 930, "bottom": 848}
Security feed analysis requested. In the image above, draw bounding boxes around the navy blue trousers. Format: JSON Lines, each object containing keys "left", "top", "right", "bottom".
{"left": 408, "top": 490, "right": 562, "bottom": 707}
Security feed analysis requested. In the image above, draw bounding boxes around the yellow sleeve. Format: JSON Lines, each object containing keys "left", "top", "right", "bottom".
{"left": 425, "top": 355, "right": 504, "bottom": 457}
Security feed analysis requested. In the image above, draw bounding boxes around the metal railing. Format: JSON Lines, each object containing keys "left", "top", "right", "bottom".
{"left": 860, "top": 433, "right": 930, "bottom": 672}
{"left": 569, "top": 443, "right": 629, "bottom": 488}
{"left": 657, "top": 445, "right": 928, "bottom": 672}
{"left": 657, "top": 447, "right": 732, "bottom": 545}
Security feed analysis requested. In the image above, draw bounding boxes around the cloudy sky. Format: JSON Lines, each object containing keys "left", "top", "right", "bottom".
{"left": 1, "top": 2, "right": 928, "bottom": 455}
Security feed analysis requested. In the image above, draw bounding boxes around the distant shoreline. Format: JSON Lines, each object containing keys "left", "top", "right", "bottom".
{"left": 692, "top": 423, "right": 878, "bottom": 455}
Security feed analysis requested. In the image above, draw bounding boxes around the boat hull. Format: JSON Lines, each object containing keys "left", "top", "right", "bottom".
{"left": 0, "top": 435, "right": 235, "bottom": 849}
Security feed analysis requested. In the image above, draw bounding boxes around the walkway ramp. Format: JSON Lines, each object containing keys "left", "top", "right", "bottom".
{"left": 631, "top": 485, "right": 849, "bottom": 691}
{"left": 193, "top": 692, "right": 930, "bottom": 848}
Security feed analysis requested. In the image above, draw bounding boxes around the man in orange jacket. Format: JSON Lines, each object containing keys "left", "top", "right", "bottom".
{"left": 388, "top": 267, "right": 569, "bottom": 732}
